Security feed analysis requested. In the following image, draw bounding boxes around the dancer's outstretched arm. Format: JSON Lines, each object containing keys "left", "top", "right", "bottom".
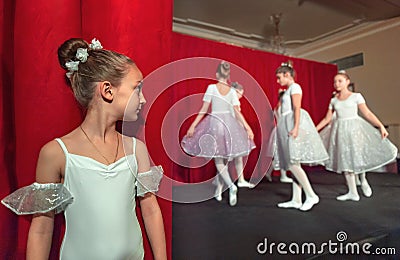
{"left": 316, "top": 109, "right": 333, "bottom": 132}
{"left": 358, "top": 103, "right": 388, "bottom": 138}
{"left": 233, "top": 106, "right": 254, "bottom": 139}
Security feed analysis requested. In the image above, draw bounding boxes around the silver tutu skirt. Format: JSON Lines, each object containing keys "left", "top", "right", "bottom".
{"left": 181, "top": 112, "right": 256, "bottom": 160}
{"left": 271, "top": 127, "right": 280, "bottom": 170}
{"left": 276, "top": 109, "right": 329, "bottom": 170}
{"left": 324, "top": 116, "right": 398, "bottom": 174}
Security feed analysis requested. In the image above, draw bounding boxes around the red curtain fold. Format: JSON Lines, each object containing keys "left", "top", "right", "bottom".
{"left": 0, "top": 1, "right": 17, "bottom": 258}
{"left": 7, "top": 1, "right": 82, "bottom": 259}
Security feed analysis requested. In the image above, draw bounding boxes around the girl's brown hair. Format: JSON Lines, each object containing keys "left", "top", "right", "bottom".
{"left": 58, "top": 38, "right": 135, "bottom": 108}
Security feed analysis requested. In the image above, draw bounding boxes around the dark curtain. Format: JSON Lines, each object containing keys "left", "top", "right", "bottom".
{"left": 0, "top": 1, "right": 172, "bottom": 259}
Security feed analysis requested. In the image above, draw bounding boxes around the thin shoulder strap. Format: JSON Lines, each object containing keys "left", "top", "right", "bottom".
{"left": 132, "top": 137, "right": 137, "bottom": 154}
{"left": 55, "top": 138, "right": 69, "bottom": 156}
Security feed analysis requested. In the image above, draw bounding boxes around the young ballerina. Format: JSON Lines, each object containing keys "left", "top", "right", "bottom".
{"left": 230, "top": 81, "right": 256, "bottom": 188}
{"left": 275, "top": 62, "right": 328, "bottom": 211}
{"left": 316, "top": 71, "right": 398, "bottom": 201}
{"left": 181, "top": 61, "right": 256, "bottom": 206}
{"left": 2, "top": 38, "right": 166, "bottom": 259}
{"left": 267, "top": 88, "right": 293, "bottom": 183}
{"left": 319, "top": 90, "right": 361, "bottom": 186}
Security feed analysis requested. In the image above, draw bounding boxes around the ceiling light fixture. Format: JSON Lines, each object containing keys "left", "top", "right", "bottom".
{"left": 270, "top": 13, "right": 286, "bottom": 54}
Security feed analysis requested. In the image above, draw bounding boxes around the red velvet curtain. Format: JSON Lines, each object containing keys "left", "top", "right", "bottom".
{"left": 0, "top": 1, "right": 172, "bottom": 259}
{"left": 170, "top": 33, "right": 337, "bottom": 183}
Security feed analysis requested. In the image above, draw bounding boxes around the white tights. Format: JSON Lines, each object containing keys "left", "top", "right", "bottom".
{"left": 337, "top": 172, "right": 372, "bottom": 201}
{"left": 214, "top": 158, "right": 237, "bottom": 205}
{"left": 277, "top": 164, "right": 319, "bottom": 211}
{"left": 214, "top": 158, "right": 234, "bottom": 188}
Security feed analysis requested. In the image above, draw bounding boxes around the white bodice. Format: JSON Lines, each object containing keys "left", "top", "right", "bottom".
{"left": 329, "top": 93, "right": 365, "bottom": 120}
{"left": 203, "top": 84, "right": 240, "bottom": 115}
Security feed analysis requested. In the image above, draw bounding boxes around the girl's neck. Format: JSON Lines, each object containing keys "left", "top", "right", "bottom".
{"left": 81, "top": 108, "right": 118, "bottom": 140}
{"left": 337, "top": 88, "right": 352, "bottom": 99}
{"left": 286, "top": 79, "right": 295, "bottom": 87}
{"left": 338, "top": 87, "right": 351, "bottom": 95}
{"left": 217, "top": 79, "right": 228, "bottom": 84}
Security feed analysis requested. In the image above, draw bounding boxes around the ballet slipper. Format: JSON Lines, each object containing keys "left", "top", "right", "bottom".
{"left": 361, "top": 182, "right": 372, "bottom": 197}
{"left": 229, "top": 185, "right": 238, "bottom": 206}
{"left": 280, "top": 176, "right": 293, "bottom": 183}
{"left": 214, "top": 183, "right": 223, "bottom": 202}
{"left": 237, "top": 180, "right": 255, "bottom": 188}
{"left": 280, "top": 170, "right": 293, "bottom": 183}
{"left": 337, "top": 173, "right": 360, "bottom": 201}
{"left": 355, "top": 175, "right": 361, "bottom": 186}
{"left": 336, "top": 193, "right": 360, "bottom": 201}
{"left": 278, "top": 182, "right": 302, "bottom": 209}
{"left": 299, "top": 196, "right": 319, "bottom": 211}
{"left": 265, "top": 172, "right": 272, "bottom": 182}
{"left": 277, "top": 200, "right": 302, "bottom": 209}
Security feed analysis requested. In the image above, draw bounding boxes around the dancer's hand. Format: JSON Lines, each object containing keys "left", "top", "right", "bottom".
{"left": 289, "top": 127, "right": 299, "bottom": 138}
{"left": 186, "top": 125, "right": 195, "bottom": 137}
{"left": 379, "top": 126, "right": 388, "bottom": 139}
{"left": 246, "top": 128, "right": 254, "bottom": 140}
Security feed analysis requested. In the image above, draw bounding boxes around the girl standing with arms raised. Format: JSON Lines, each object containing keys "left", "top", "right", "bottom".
{"left": 275, "top": 62, "right": 328, "bottom": 211}
{"left": 316, "top": 71, "right": 397, "bottom": 201}
{"left": 2, "top": 38, "right": 166, "bottom": 259}
{"left": 182, "top": 61, "right": 256, "bottom": 206}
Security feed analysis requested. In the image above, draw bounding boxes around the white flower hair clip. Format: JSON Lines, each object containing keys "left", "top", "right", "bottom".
{"left": 65, "top": 38, "right": 102, "bottom": 79}
{"left": 65, "top": 61, "right": 80, "bottom": 72}
{"left": 65, "top": 48, "right": 89, "bottom": 79}
{"left": 89, "top": 38, "right": 103, "bottom": 50}
{"left": 65, "top": 60, "right": 80, "bottom": 79}
{"left": 75, "top": 48, "right": 88, "bottom": 63}
{"left": 281, "top": 62, "right": 293, "bottom": 68}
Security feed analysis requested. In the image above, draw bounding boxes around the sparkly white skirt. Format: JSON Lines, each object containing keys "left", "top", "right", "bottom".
{"left": 276, "top": 109, "right": 329, "bottom": 170}
{"left": 324, "top": 116, "right": 398, "bottom": 174}
{"left": 181, "top": 112, "right": 256, "bottom": 160}
{"left": 271, "top": 127, "right": 280, "bottom": 170}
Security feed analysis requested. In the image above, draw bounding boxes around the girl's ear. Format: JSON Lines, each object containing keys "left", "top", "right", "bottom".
{"left": 100, "top": 81, "right": 113, "bottom": 102}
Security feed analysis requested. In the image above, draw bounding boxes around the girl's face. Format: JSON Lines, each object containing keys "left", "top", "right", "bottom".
{"left": 276, "top": 72, "right": 291, "bottom": 87}
{"left": 333, "top": 74, "right": 350, "bottom": 92}
{"left": 115, "top": 65, "right": 146, "bottom": 121}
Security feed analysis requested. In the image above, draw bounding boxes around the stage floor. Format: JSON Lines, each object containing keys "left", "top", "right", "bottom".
{"left": 172, "top": 170, "right": 400, "bottom": 259}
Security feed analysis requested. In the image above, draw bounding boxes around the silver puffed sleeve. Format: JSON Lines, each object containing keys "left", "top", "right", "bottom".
{"left": 136, "top": 166, "right": 163, "bottom": 197}
{"left": 1, "top": 182, "right": 73, "bottom": 215}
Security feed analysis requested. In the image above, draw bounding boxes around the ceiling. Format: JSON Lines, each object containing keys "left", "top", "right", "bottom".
{"left": 173, "top": 0, "right": 400, "bottom": 54}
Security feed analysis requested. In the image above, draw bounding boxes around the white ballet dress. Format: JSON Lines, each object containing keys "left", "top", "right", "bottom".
{"left": 324, "top": 93, "right": 398, "bottom": 173}
{"left": 275, "top": 83, "right": 329, "bottom": 170}
{"left": 1, "top": 137, "right": 163, "bottom": 260}
{"left": 181, "top": 84, "right": 255, "bottom": 160}
{"left": 271, "top": 107, "right": 281, "bottom": 170}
